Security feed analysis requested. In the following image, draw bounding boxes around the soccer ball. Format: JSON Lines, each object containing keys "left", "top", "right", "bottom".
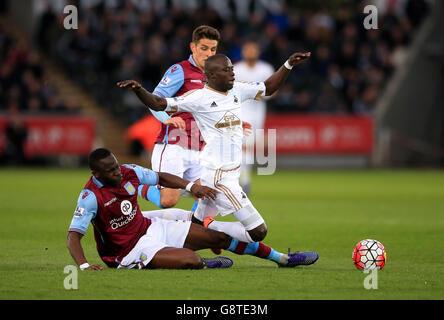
{"left": 352, "top": 239, "right": 386, "bottom": 270}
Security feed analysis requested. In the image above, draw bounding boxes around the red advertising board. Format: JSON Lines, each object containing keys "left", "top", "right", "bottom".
{"left": 0, "top": 115, "right": 96, "bottom": 156}
{"left": 264, "top": 114, "right": 373, "bottom": 154}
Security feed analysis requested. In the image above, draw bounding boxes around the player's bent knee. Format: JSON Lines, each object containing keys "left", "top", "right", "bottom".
{"left": 248, "top": 224, "right": 268, "bottom": 242}
{"left": 181, "top": 253, "right": 203, "bottom": 269}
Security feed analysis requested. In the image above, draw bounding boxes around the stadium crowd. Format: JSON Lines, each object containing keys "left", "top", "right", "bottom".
{"left": 0, "top": 21, "right": 81, "bottom": 115}
{"left": 35, "top": 0, "right": 429, "bottom": 124}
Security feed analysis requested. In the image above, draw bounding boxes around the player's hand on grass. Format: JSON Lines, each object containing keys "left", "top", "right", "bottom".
{"left": 242, "top": 121, "right": 253, "bottom": 137}
{"left": 288, "top": 52, "right": 311, "bottom": 66}
{"left": 190, "top": 185, "right": 218, "bottom": 200}
{"left": 165, "top": 117, "right": 186, "bottom": 129}
{"left": 83, "top": 264, "right": 103, "bottom": 271}
{"left": 117, "top": 80, "right": 142, "bottom": 91}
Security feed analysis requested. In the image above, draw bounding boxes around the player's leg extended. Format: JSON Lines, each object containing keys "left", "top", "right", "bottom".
{"left": 184, "top": 223, "right": 318, "bottom": 266}
{"left": 195, "top": 203, "right": 266, "bottom": 243}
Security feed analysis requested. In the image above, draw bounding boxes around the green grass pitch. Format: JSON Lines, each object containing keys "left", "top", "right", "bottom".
{"left": 0, "top": 168, "right": 443, "bottom": 300}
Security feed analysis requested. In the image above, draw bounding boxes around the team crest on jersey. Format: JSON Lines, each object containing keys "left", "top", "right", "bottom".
{"left": 124, "top": 182, "right": 136, "bottom": 195}
{"left": 139, "top": 253, "right": 148, "bottom": 262}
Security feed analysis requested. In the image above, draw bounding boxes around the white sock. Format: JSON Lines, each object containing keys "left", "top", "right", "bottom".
{"left": 207, "top": 221, "right": 254, "bottom": 243}
{"left": 142, "top": 209, "right": 192, "bottom": 221}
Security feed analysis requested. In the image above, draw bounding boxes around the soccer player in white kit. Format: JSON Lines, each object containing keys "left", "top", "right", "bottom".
{"left": 117, "top": 51, "right": 315, "bottom": 253}
{"left": 234, "top": 40, "right": 275, "bottom": 194}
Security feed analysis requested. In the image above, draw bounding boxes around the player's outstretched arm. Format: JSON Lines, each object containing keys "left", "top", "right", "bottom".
{"left": 157, "top": 172, "right": 217, "bottom": 200}
{"left": 264, "top": 52, "right": 311, "bottom": 96}
{"left": 117, "top": 80, "right": 167, "bottom": 111}
{"left": 67, "top": 231, "right": 103, "bottom": 270}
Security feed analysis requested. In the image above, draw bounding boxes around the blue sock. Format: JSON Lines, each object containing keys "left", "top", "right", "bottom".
{"left": 227, "top": 239, "right": 283, "bottom": 263}
{"left": 190, "top": 200, "right": 199, "bottom": 213}
{"left": 138, "top": 185, "right": 162, "bottom": 208}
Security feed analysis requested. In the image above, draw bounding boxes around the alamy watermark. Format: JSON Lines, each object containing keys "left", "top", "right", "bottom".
{"left": 63, "top": 5, "right": 78, "bottom": 30}
{"left": 63, "top": 4, "right": 379, "bottom": 31}
{"left": 363, "top": 5, "right": 378, "bottom": 30}
{"left": 363, "top": 268, "right": 378, "bottom": 290}
{"left": 63, "top": 265, "right": 78, "bottom": 290}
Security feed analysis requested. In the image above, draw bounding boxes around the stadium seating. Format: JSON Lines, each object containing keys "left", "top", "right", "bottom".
{"left": 34, "top": 0, "right": 429, "bottom": 124}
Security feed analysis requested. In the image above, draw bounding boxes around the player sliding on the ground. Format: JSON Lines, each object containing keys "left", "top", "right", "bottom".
{"left": 117, "top": 52, "right": 318, "bottom": 265}
{"left": 67, "top": 148, "right": 318, "bottom": 270}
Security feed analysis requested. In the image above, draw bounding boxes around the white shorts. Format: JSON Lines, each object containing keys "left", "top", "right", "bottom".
{"left": 151, "top": 143, "right": 202, "bottom": 183}
{"left": 195, "top": 165, "right": 250, "bottom": 213}
{"left": 118, "top": 217, "right": 191, "bottom": 269}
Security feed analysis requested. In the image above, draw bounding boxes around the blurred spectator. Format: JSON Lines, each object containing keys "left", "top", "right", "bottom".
{"left": 32, "top": 0, "right": 429, "bottom": 124}
{"left": 3, "top": 111, "right": 28, "bottom": 165}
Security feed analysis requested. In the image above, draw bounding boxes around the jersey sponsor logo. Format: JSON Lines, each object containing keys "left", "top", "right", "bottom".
{"left": 233, "top": 95, "right": 239, "bottom": 104}
{"left": 82, "top": 191, "right": 89, "bottom": 199}
{"left": 74, "top": 206, "right": 85, "bottom": 218}
{"left": 215, "top": 112, "right": 241, "bottom": 131}
{"left": 170, "top": 65, "right": 179, "bottom": 73}
{"left": 120, "top": 200, "right": 133, "bottom": 216}
{"left": 124, "top": 182, "right": 136, "bottom": 195}
{"left": 110, "top": 203, "right": 137, "bottom": 229}
{"left": 190, "top": 79, "right": 202, "bottom": 83}
{"left": 211, "top": 101, "right": 218, "bottom": 108}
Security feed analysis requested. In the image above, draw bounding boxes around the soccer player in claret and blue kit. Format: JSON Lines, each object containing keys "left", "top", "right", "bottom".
{"left": 67, "top": 148, "right": 317, "bottom": 270}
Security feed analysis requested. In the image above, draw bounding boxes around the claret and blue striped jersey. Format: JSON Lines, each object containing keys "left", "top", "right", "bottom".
{"left": 68, "top": 164, "right": 158, "bottom": 267}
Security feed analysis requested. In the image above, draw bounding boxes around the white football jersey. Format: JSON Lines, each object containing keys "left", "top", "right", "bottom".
{"left": 165, "top": 81, "right": 266, "bottom": 169}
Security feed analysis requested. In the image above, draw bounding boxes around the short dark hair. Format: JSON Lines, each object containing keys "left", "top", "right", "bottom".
{"left": 192, "top": 25, "right": 220, "bottom": 43}
{"left": 88, "top": 148, "right": 112, "bottom": 171}
{"left": 204, "top": 54, "right": 228, "bottom": 73}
